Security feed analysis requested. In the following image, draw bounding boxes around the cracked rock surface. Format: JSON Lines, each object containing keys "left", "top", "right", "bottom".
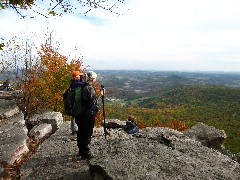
{"left": 90, "top": 127, "right": 240, "bottom": 180}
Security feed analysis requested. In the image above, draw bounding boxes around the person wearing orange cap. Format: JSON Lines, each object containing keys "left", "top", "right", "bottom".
{"left": 70, "top": 71, "right": 83, "bottom": 89}
{"left": 75, "top": 71, "right": 103, "bottom": 159}
{"left": 69, "top": 71, "right": 84, "bottom": 135}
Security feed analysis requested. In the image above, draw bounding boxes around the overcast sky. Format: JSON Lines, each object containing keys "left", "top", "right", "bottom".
{"left": 1, "top": 0, "right": 240, "bottom": 71}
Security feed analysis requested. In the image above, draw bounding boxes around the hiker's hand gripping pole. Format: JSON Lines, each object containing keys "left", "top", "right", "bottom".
{"left": 101, "top": 85, "right": 109, "bottom": 139}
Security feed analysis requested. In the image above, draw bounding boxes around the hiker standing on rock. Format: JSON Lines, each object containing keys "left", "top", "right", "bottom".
{"left": 70, "top": 71, "right": 84, "bottom": 135}
{"left": 75, "top": 71, "right": 102, "bottom": 159}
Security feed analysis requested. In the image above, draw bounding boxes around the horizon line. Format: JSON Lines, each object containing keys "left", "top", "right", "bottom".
{"left": 88, "top": 69, "right": 240, "bottom": 73}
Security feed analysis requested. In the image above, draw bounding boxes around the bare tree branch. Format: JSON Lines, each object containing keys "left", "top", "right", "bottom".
{"left": 0, "top": 0, "right": 127, "bottom": 18}
{"left": 9, "top": 3, "right": 25, "bottom": 18}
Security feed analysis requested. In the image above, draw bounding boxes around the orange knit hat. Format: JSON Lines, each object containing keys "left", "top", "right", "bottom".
{"left": 71, "top": 71, "right": 83, "bottom": 77}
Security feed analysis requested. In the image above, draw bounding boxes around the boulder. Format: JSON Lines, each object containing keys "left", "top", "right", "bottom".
{"left": 92, "top": 127, "right": 132, "bottom": 140}
{"left": 183, "top": 123, "right": 230, "bottom": 155}
{"left": 26, "top": 110, "right": 63, "bottom": 133}
{"left": 0, "top": 98, "right": 29, "bottom": 167}
{"left": 0, "top": 123, "right": 29, "bottom": 166}
{"left": 234, "top": 153, "right": 240, "bottom": 164}
{"left": 104, "top": 119, "right": 126, "bottom": 129}
{"left": 29, "top": 123, "right": 53, "bottom": 141}
{"left": 89, "top": 127, "right": 240, "bottom": 179}
{"left": 0, "top": 99, "right": 20, "bottom": 119}
{"left": 0, "top": 91, "right": 15, "bottom": 100}
{"left": 0, "top": 90, "right": 23, "bottom": 99}
{"left": 8, "top": 112, "right": 25, "bottom": 125}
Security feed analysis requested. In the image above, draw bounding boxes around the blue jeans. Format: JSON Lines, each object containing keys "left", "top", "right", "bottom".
{"left": 71, "top": 117, "right": 78, "bottom": 133}
{"left": 127, "top": 127, "right": 139, "bottom": 134}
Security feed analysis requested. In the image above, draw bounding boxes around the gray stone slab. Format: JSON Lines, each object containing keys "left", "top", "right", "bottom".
{"left": 29, "top": 123, "right": 52, "bottom": 140}
{"left": 8, "top": 112, "right": 25, "bottom": 125}
{"left": 89, "top": 127, "right": 240, "bottom": 180}
{"left": 0, "top": 91, "right": 14, "bottom": 100}
{"left": 183, "top": 122, "right": 232, "bottom": 156}
{"left": 105, "top": 119, "right": 126, "bottom": 129}
{"left": 0, "top": 99, "right": 19, "bottom": 118}
{"left": 0, "top": 123, "right": 29, "bottom": 166}
{"left": 234, "top": 152, "right": 240, "bottom": 164}
{"left": 26, "top": 110, "right": 63, "bottom": 132}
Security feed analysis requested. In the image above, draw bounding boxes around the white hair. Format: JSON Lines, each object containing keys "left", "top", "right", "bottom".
{"left": 86, "top": 71, "right": 97, "bottom": 82}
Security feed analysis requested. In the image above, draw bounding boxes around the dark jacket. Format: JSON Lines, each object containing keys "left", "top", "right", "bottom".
{"left": 125, "top": 120, "right": 138, "bottom": 131}
{"left": 82, "top": 82, "right": 99, "bottom": 112}
{"left": 125, "top": 120, "right": 139, "bottom": 134}
{"left": 0, "top": 81, "right": 13, "bottom": 91}
{"left": 70, "top": 78, "right": 83, "bottom": 89}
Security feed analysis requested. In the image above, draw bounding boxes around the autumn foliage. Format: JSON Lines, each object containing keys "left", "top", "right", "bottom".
{"left": 21, "top": 44, "right": 81, "bottom": 117}
{"left": 104, "top": 104, "right": 188, "bottom": 131}
{"left": 17, "top": 44, "right": 104, "bottom": 125}
{"left": 1, "top": 42, "right": 187, "bottom": 131}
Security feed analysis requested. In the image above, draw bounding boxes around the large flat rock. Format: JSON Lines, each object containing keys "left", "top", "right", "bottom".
{"left": 26, "top": 110, "right": 63, "bottom": 132}
{"left": 0, "top": 123, "right": 29, "bottom": 166}
{"left": 89, "top": 127, "right": 240, "bottom": 179}
{"left": 0, "top": 91, "right": 14, "bottom": 100}
{"left": 0, "top": 99, "right": 20, "bottom": 119}
{"left": 0, "top": 100, "right": 28, "bottom": 168}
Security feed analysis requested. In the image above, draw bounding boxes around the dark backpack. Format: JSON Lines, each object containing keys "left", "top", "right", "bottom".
{"left": 63, "top": 86, "right": 85, "bottom": 116}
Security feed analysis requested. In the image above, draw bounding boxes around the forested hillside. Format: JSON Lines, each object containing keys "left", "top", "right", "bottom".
{"left": 96, "top": 70, "right": 240, "bottom": 154}
{"left": 97, "top": 70, "right": 240, "bottom": 98}
{"left": 138, "top": 85, "right": 240, "bottom": 153}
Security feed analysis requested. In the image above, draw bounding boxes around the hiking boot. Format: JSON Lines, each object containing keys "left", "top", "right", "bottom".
{"left": 79, "top": 150, "right": 92, "bottom": 160}
{"left": 81, "top": 153, "right": 92, "bottom": 160}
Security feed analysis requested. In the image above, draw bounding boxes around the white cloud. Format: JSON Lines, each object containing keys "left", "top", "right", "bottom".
{"left": 1, "top": 0, "right": 240, "bottom": 71}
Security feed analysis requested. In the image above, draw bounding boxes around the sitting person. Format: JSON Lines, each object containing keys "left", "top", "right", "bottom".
{"left": 125, "top": 115, "right": 139, "bottom": 134}
{"left": 0, "top": 79, "right": 14, "bottom": 91}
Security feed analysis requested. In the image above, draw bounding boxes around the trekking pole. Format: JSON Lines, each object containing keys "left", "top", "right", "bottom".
{"left": 101, "top": 85, "right": 108, "bottom": 139}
